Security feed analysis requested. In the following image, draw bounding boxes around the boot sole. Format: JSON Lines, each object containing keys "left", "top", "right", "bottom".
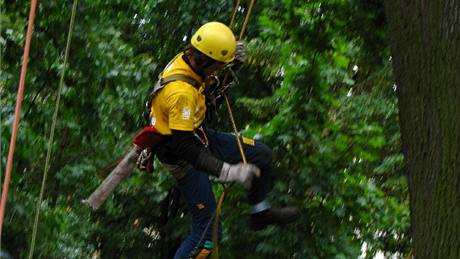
{"left": 250, "top": 212, "right": 300, "bottom": 231}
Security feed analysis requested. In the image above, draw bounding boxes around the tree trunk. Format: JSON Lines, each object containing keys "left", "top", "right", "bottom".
{"left": 385, "top": 1, "right": 460, "bottom": 258}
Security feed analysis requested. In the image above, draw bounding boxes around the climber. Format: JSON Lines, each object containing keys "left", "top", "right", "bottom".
{"left": 141, "top": 21, "right": 300, "bottom": 258}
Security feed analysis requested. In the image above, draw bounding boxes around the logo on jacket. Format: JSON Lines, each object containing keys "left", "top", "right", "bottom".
{"left": 182, "top": 106, "right": 191, "bottom": 120}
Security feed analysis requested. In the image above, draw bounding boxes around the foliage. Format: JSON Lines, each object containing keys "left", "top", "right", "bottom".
{"left": 1, "top": 0, "right": 409, "bottom": 258}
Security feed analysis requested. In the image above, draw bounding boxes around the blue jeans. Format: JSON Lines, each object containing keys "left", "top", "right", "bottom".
{"left": 173, "top": 129, "right": 272, "bottom": 259}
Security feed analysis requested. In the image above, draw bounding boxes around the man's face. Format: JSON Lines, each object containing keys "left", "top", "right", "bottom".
{"left": 203, "top": 61, "right": 226, "bottom": 76}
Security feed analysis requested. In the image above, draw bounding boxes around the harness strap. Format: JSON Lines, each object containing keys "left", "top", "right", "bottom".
{"left": 152, "top": 74, "right": 201, "bottom": 97}
{"left": 160, "top": 74, "right": 201, "bottom": 89}
{"left": 144, "top": 73, "right": 202, "bottom": 123}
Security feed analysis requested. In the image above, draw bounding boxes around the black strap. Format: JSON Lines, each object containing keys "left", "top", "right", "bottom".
{"left": 143, "top": 74, "right": 202, "bottom": 124}
{"left": 160, "top": 74, "right": 201, "bottom": 89}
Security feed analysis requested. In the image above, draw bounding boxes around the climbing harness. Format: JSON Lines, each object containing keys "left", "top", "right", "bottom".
{"left": 133, "top": 126, "right": 165, "bottom": 173}
{"left": 143, "top": 55, "right": 202, "bottom": 124}
{"left": 138, "top": 61, "right": 203, "bottom": 173}
{"left": 0, "top": 0, "right": 255, "bottom": 257}
{"left": 194, "top": 127, "right": 210, "bottom": 148}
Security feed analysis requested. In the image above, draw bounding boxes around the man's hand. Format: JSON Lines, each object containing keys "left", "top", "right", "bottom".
{"left": 235, "top": 41, "right": 246, "bottom": 63}
{"left": 136, "top": 148, "right": 153, "bottom": 173}
{"left": 218, "top": 162, "right": 261, "bottom": 189}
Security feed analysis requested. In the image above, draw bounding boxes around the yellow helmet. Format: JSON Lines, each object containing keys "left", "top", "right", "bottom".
{"left": 191, "top": 22, "right": 236, "bottom": 63}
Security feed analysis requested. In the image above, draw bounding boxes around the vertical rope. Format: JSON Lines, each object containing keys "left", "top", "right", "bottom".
{"left": 229, "top": 0, "right": 242, "bottom": 29}
{"left": 212, "top": 1, "right": 256, "bottom": 258}
{"left": 238, "top": 0, "right": 256, "bottom": 40}
{"left": 28, "top": 0, "right": 78, "bottom": 257}
{"left": 211, "top": 190, "right": 226, "bottom": 258}
{"left": 0, "top": 0, "right": 4, "bottom": 229}
{"left": 223, "top": 96, "right": 247, "bottom": 164}
{"left": 0, "top": 0, "right": 38, "bottom": 237}
{"left": 223, "top": 0, "right": 255, "bottom": 166}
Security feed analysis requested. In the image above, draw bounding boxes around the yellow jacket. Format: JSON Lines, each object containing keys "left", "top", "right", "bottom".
{"left": 149, "top": 53, "right": 207, "bottom": 135}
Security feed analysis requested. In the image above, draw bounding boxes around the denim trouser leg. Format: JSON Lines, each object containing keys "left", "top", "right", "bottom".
{"left": 205, "top": 128, "right": 272, "bottom": 205}
{"left": 173, "top": 169, "right": 221, "bottom": 259}
{"left": 173, "top": 129, "right": 272, "bottom": 258}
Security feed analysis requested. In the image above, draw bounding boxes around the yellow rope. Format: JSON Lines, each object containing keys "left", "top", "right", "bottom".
{"left": 229, "top": 0, "right": 241, "bottom": 29}
{"left": 212, "top": 0, "right": 256, "bottom": 258}
{"left": 238, "top": 0, "right": 256, "bottom": 40}
{"left": 226, "top": 95, "right": 248, "bottom": 164}
{"left": 28, "top": 0, "right": 79, "bottom": 258}
{"left": 211, "top": 188, "right": 227, "bottom": 257}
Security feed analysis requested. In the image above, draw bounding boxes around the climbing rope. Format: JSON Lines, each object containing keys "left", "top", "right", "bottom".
{"left": 212, "top": 0, "right": 256, "bottom": 258}
{"left": 28, "top": 0, "right": 79, "bottom": 257}
{"left": 0, "top": 0, "right": 38, "bottom": 236}
{"left": 229, "top": 0, "right": 242, "bottom": 29}
{"left": 0, "top": 0, "right": 4, "bottom": 215}
{"left": 220, "top": 0, "right": 256, "bottom": 167}
{"left": 0, "top": 0, "right": 252, "bottom": 255}
{"left": 237, "top": 0, "right": 256, "bottom": 40}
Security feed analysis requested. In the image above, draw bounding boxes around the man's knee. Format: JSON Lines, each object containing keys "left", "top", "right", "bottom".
{"left": 254, "top": 142, "right": 273, "bottom": 167}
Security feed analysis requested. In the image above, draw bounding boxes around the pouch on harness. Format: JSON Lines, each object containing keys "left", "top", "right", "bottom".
{"left": 135, "top": 72, "right": 201, "bottom": 173}
{"left": 83, "top": 70, "right": 202, "bottom": 209}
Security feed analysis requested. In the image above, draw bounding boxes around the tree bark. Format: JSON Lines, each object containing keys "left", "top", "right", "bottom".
{"left": 385, "top": 1, "right": 460, "bottom": 258}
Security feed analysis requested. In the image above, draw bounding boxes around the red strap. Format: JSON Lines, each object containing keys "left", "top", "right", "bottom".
{"left": 132, "top": 126, "right": 164, "bottom": 149}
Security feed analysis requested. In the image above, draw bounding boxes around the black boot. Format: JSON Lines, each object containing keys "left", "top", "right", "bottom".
{"left": 249, "top": 207, "right": 300, "bottom": 231}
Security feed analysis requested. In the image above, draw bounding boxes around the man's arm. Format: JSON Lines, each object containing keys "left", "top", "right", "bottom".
{"left": 164, "top": 87, "right": 260, "bottom": 188}
{"left": 166, "top": 130, "right": 223, "bottom": 176}
{"left": 165, "top": 130, "right": 260, "bottom": 189}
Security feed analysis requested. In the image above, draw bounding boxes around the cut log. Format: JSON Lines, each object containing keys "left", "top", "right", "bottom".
{"left": 83, "top": 146, "right": 140, "bottom": 210}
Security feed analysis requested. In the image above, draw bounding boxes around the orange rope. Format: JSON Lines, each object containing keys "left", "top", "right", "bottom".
{"left": 0, "top": 0, "right": 38, "bottom": 236}
{"left": 212, "top": 1, "right": 256, "bottom": 258}
{"left": 223, "top": 95, "right": 247, "bottom": 164}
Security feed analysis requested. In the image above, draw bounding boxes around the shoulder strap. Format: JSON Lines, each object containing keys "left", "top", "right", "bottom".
{"left": 160, "top": 74, "right": 201, "bottom": 89}
{"left": 144, "top": 74, "right": 202, "bottom": 123}
{"left": 143, "top": 56, "right": 202, "bottom": 124}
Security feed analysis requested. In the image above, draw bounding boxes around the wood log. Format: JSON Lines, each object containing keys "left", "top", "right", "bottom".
{"left": 83, "top": 146, "right": 140, "bottom": 210}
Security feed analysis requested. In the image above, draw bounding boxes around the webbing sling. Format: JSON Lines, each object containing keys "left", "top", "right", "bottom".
{"left": 160, "top": 74, "right": 201, "bottom": 89}
{"left": 151, "top": 74, "right": 201, "bottom": 100}
{"left": 148, "top": 52, "right": 202, "bottom": 108}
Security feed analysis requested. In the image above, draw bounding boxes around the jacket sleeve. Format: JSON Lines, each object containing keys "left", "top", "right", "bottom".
{"left": 165, "top": 90, "right": 196, "bottom": 131}
{"left": 163, "top": 130, "right": 223, "bottom": 177}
